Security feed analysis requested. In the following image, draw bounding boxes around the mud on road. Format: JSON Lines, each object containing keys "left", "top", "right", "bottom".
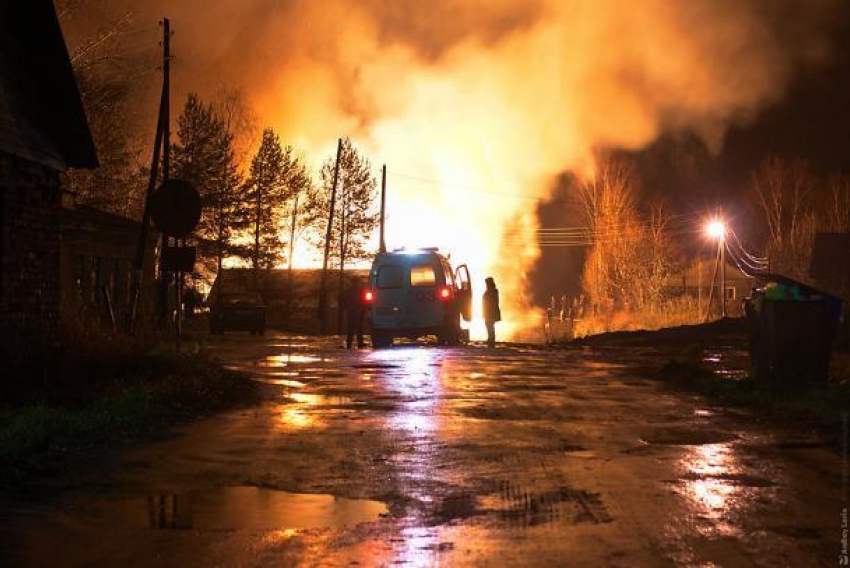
{"left": 0, "top": 333, "right": 843, "bottom": 566}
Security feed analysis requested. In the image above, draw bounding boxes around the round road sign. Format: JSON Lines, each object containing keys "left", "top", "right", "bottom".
{"left": 150, "top": 179, "right": 202, "bottom": 238}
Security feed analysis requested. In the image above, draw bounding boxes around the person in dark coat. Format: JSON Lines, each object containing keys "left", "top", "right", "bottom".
{"left": 344, "top": 277, "right": 367, "bottom": 349}
{"left": 482, "top": 277, "right": 501, "bottom": 348}
{"left": 183, "top": 287, "right": 199, "bottom": 324}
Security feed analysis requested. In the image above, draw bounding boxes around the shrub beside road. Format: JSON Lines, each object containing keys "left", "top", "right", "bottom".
{"left": 0, "top": 337, "right": 257, "bottom": 489}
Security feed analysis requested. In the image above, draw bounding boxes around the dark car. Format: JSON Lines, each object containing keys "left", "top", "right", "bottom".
{"left": 209, "top": 292, "right": 267, "bottom": 335}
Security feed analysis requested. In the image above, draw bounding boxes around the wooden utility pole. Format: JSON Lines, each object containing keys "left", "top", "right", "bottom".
{"left": 720, "top": 233, "right": 727, "bottom": 318}
{"left": 130, "top": 97, "right": 163, "bottom": 328}
{"left": 318, "top": 138, "right": 343, "bottom": 334}
{"left": 157, "top": 18, "right": 181, "bottom": 348}
{"left": 697, "top": 257, "right": 702, "bottom": 316}
{"left": 161, "top": 19, "right": 171, "bottom": 180}
{"left": 254, "top": 167, "right": 262, "bottom": 284}
{"left": 156, "top": 18, "right": 172, "bottom": 324}
{"left": 130, "top": 17, "right": 170, "bottom": 329}
{"left": 337, "top": 190, "right": 347, "bottom": 334}
{"left": 379, "top": 164, "right": 387, "bottom": 253}
{"left": 286, "top": 193, "right": 299, "bottom": 315}
{"left": 704, "top": 239, "right": 722, "bottom": 322}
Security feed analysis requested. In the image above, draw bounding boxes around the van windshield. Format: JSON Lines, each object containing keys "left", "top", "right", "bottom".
{"left": 410, "top": 264, "right": 436, "bottom": 287}
{"left": 377, "top": 265, "right": 404, "bottom": 289}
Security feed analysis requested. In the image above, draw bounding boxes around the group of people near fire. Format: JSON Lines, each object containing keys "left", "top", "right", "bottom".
{"left": 343, "top": 276, "right": 501, "bottom": 349}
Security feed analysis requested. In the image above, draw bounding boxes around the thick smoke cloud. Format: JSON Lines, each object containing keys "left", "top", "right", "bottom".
{"left": 111, "top": 0, "right": 842, "bottom": 337}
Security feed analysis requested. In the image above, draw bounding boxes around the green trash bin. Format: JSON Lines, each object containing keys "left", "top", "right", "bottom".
{"left": 744, "top": 275, "right": 842, "bottom": 385}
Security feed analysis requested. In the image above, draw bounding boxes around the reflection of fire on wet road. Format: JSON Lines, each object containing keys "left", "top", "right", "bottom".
{"left": 143, "top": 487, "right": 387, "bottom": 530}
{"left": 370, "top": 347, "right": 445, "bottom": 435}
{"left": 2, "top": 333, "right": 839, "bottom": 567}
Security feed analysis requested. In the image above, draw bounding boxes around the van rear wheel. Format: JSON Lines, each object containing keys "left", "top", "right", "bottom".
{"left": 372, "top": 332, "right": 393, "bottom": 348}
{"left": 438, "top": 325, "right": 462, "bottom": 346}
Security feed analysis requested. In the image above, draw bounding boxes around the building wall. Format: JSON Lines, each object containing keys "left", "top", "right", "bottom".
{"left": 666, "top": 258, "right": 756, "bottom": 318}
{"left": 0, "top": 152, "right": 61, "bottom": 345}
{"left": 59, "top": 202, "right": 157, "bottom": 327}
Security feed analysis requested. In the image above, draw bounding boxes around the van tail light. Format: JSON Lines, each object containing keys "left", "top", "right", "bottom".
{"left": 363, "top": 289, "right": 375, "bottom": 303}
{"left": 438, "top": 286, "right": 452, "bottom": 301}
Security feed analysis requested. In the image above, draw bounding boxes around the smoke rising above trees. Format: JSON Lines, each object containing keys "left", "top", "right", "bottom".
{"left": 58, "top": 0, "right": 847, "bottom": 337}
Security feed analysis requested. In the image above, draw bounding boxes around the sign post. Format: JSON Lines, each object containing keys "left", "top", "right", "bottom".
{"left": 151, "top": 179, "right": 202, "bottom": 350}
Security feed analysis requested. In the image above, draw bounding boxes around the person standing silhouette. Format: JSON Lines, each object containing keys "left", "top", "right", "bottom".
{"left": 344, "top": 277, "right": 367, "bottom": 349}
{"left": 482, "top": 277, "right": 501, "bottom": 348}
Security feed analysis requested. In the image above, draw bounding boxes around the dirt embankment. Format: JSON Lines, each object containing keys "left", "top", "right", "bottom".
{"left": 569, "top": 317, "right": 748, "bottom": 349}
{"left": 568, "top": 318, "right": 849, "bottom": 439}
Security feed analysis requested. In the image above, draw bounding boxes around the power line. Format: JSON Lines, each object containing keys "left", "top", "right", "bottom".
{"left": 727, "top": 243, "right": 768, "bottom": 272}
{"left": 725, "top": 242, "right": 767, "bottom": 274}
{"left": 504, "top": 216, "right": 705, "bottom": 238}
{"left": 501, "top": 226, "right": 704, "bottom": 247}
{"left": 724, "top": 243, "right": 765, "bottom": 277}
{"left": 727, "top": 227, "right": 768, "bottom": 264}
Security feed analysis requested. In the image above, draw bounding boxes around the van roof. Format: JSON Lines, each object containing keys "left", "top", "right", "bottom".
{"left": 374, "top": 248, "right": 447, "bottom": 262}
{"left": 392, "top": 246, "right": 439, "bottom": 253}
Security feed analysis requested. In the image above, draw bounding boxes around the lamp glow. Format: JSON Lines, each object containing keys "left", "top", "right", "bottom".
{"left": 706, "top": 220, "right": 726, "bottom": 239}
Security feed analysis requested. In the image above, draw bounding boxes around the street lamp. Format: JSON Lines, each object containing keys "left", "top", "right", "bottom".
{"left": 705, "top": 219, "right": 727, "bottom": 318}
{"left": 706, "top": 220, "right": 725, "bottom": 240}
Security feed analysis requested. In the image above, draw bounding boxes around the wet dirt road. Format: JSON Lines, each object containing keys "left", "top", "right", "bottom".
{"left": 1, "top": 334, "right": 844, "bottom": 566}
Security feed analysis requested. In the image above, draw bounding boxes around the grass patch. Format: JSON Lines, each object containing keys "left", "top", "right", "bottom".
{"left": 654, "top": 357, "right": 850, "bottom": 433}
{"left": 0, "top": 348, "right": 257, "bottom": 487}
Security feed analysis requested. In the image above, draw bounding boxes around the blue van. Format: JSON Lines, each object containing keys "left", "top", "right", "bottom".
{"left": 367, "top": 248, "right": 472, "bottom": 347}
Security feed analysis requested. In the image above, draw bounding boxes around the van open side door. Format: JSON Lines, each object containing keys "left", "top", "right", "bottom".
{"left": 455, "top": 264, "right": 472, "bottom": 322}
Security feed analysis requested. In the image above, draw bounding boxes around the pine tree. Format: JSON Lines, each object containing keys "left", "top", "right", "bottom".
{"left": 280, "top": 149, "right": 313, "bottom": 314}
{"left": 243, "top": 128, "right": 287, "bottom": 270}
{"left": 172, "top": 93, "right": 243, "bottom": 273}
{"left": 282, "top": 154, "right": 314, "bottom": 269}
{"left": 318, "top": 138, "right": 379, "bottom": 268}
{"left": 316, "top": 138, "right": 378, "bottom": 330}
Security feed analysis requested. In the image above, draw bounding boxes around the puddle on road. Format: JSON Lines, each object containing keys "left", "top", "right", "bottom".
{"left": 702, "top": 350, "right": 750, "bottom": 381}
{"left": 138, "top": 486, "right": 387, "bottom": 530}
{"left": 714, "top": 368, "right": 749, "bottom": 380}
{"left": 265, "top": 354, "right": 322, "bottom": 366}
{"left": 250, "top": 377, "right": 306, "bottom": 388}
{"left": 286, "top": 392, "right": 358, "bottom": 406}
{"left": 348, "top": 363, "right": 402, "bottom": 370}
{"left": 640, "top": 427, "right": 738, "bottom": 446}
{"left": 479, "top": 481, "right": 612, "bottom": 528}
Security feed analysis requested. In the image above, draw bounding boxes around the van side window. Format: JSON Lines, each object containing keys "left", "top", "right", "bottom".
{"left": 410, "top": 264, "right": 436, "bottom": 287}
{"left": 442, "top": 261, "right": 454, "bottom": 287}
{"left": 377, "top": 265, "right": 403, "bottom": 289}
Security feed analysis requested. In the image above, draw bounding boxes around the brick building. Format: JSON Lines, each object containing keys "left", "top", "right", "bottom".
{"left": 0, "top": 2, "right": 98, "bottom": 345}
{"left": 59, "top": 193, "right": 156, "bottom": 328}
